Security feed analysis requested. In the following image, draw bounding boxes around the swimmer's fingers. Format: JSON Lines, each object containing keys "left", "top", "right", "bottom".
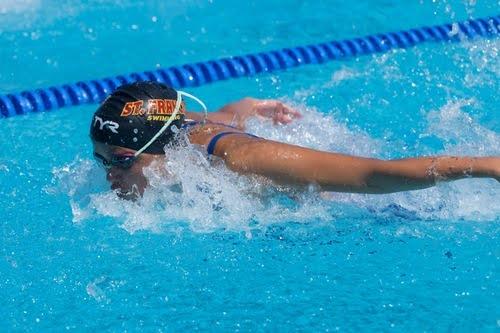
{"left": 274, "top": 102, "right": 302, "bottom": 124}
{"left": 254, "top": 100, "right": 302, "bottom": 125}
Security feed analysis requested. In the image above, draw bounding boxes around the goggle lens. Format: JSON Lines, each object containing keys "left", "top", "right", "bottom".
{"left": 93, "top": 152, "right": 136, "bottom": 169}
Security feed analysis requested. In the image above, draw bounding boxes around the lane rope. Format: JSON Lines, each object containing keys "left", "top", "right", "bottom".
{"left": 1, "top": 15, "right": 498, "bottom": 118}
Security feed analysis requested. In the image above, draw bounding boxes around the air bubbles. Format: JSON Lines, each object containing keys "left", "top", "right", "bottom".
{"left": 30, "top": 31, "right": 40, "bottom": 40}
{"left": 132, "top": 137, "right": 138, "bottom": 142}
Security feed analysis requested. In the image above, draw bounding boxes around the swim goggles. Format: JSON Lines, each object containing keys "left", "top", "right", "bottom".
{"left": 94, "top": 90, "right": 207, "bottom": 169}
{"left": 94, "top": 152, "right": 137, "bottom": 169}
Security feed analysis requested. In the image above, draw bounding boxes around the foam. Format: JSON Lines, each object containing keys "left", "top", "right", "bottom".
{"left": 0, "top": 0, "right": 41, "bottom": 14}
{"left": 328, "top": 99, "right": 500, "bottom": 221}
{"left": 462, "top": 39, "right": 499, "bottom": 89}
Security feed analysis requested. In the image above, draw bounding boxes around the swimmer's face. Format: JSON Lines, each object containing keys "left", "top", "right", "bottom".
{"left": 92, "top": 141, "right": 161, "bottom": 200}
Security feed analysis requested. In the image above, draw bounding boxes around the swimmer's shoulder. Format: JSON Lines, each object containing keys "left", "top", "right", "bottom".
{"left": 185, "top": 111, "right": 242, "bottom": 131}
{"left": 184, "top": 119, "right": 244, "bottom": 146}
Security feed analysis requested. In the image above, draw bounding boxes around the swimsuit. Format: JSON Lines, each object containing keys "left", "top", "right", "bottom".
{"left": 206, "top": 131, "right": 259, "bottom": 155}
{"left": 182, "top": 120, "right": 259, "bottom": 155}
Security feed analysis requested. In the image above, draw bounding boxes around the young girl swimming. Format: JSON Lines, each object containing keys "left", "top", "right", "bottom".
{"left": 90, "top": 81, "right": 499, "bottom": 200}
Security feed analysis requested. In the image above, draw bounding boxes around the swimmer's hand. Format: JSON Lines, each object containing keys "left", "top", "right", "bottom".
{"left": 195, "top": 97, "right": 303, "bottom": 130}
{"left": 252, "top": 99, "right": 302, "bottom": 125}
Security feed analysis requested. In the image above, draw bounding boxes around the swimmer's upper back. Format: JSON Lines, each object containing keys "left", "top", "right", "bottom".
{"left": 184, "top": 120, "right": 258, "bottom": 156}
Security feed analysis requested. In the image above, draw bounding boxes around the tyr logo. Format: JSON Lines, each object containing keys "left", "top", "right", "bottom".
{"left": 93, "top": 116, "right": 119, "bottom": 133}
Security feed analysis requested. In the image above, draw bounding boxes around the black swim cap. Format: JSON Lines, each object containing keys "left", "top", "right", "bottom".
{"left": 90, "top": 81, "right": 186, "bottom": 154}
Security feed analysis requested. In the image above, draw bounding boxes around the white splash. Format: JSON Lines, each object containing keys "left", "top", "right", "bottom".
{"left": 0, "top": 0, "right": 41, "bottom": 14}
{"left": 425, "top": 98, "right": 499, "bottom": 155}
{"left": 328, "top": 100, "right": 500, "bottom": 221}
{"left": 246, "top": 103, "right": 382, "bottom": 157}
{"left": 462, "top": 39, "right": 500, "bottom": 89}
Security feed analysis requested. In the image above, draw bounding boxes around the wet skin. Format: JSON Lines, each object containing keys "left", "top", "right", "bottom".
{"left": 92, "top": 141, "right": 161, "bottom": 200}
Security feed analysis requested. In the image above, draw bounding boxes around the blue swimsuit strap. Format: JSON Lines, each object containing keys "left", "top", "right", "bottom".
{"left": 181, "top": 120, "right": 258, "bottom": 155}
{"left": 206, "top": 132, "right": 259, "bottom": 155}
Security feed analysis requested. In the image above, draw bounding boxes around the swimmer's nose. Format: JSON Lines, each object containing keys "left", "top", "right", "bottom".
{"left": 106, "top": 171, "right": 113, "bottom": 182}
{"left": 106, "top": 169, "right": 121, "bottom": 182}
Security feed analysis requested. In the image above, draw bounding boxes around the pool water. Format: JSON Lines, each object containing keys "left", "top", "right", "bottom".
{"left": 1, "top": 0, "right": 499, "bottom": 331}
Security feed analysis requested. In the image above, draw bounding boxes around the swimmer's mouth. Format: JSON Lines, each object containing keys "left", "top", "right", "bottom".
{"left": 111, "top": 182, "right": 140, "bottom": 201}
{"left": 116, "top": 191, "right": 138, "bottom": 201}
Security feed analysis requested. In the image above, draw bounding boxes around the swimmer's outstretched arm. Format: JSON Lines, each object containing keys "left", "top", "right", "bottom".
{"left": 215, "top": 137, "right": 499, "bottom": 194}
{"left": 186, "top": 97, "right": 301, "bottom": 129}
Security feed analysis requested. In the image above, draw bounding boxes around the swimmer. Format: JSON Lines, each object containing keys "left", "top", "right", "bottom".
{"left": 90, "top": 81, "right": 500, "bottom": 200}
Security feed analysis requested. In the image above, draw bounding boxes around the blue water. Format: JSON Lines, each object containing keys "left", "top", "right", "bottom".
{"left": 1, "top": 0, "right": 499, "bottom": 331}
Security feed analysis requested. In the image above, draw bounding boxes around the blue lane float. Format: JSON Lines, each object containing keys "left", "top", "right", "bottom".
{"left": 1, "top": 15, "right": 499, "bottom": 118}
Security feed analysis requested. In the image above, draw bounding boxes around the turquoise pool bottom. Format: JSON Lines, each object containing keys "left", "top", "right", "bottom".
{"left": 2, "top": 212, "right": 498, "bottom": 331}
